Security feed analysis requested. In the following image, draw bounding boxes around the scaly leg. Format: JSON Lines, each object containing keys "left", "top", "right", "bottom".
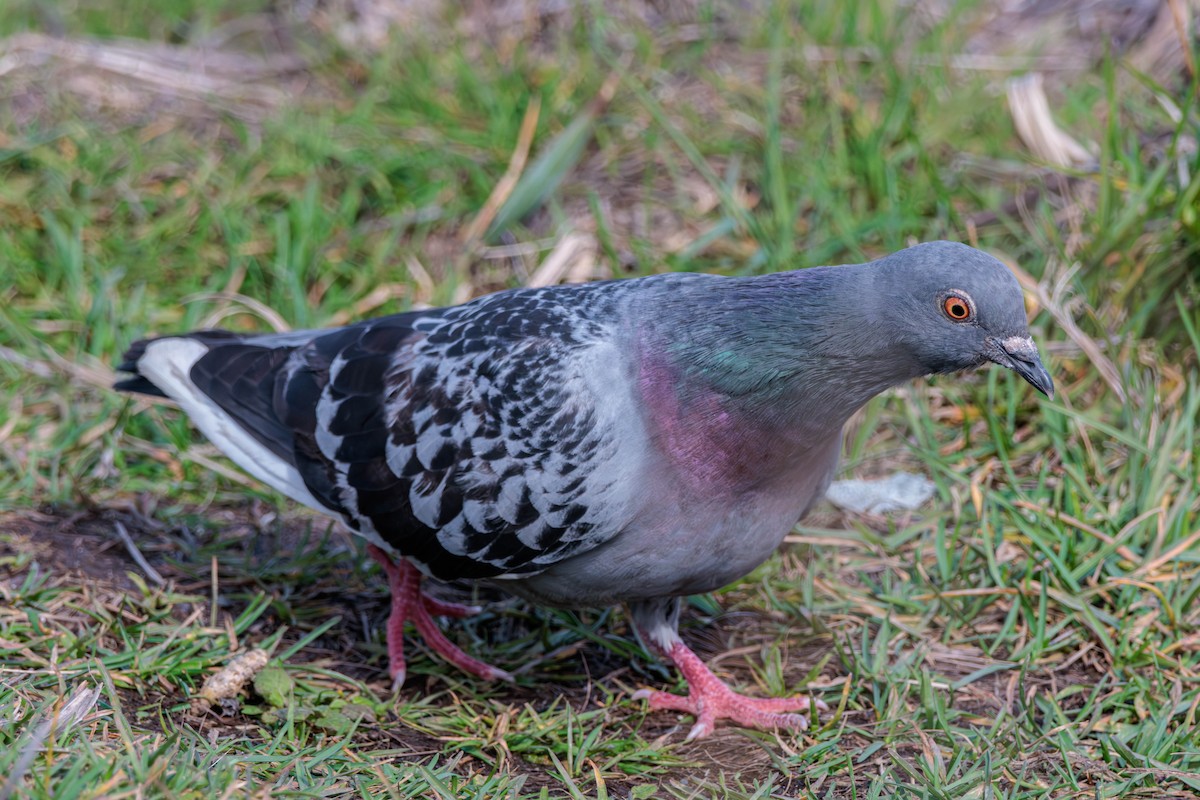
{"left": 631, "top": 597, "right": 827, "bottom": 741}
{"left": 368, "top": 545, "right": 513, "bottom": 689}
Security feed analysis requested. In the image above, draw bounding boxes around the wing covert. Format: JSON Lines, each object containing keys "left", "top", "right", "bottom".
{"left": 277, "top": 284, "right": 642, "bottom": 581}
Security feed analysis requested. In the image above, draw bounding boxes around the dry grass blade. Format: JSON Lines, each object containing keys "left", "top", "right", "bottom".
{"left": 324, "top": 284, "right": 410, "bottom": 326}
{"left": 1006, "top": 73, "right": 1095, "bottom": 169}
{"left": 1131, "top": 525, "right": 1200, "bottom": 578}
{"left": 1013, "top": 500, "right": 1141, "bottom": 563}
{"left": 113, "top": 520, "right": 165, "bottom": 587}
{"left": 0, "top": 340, "right": 116, "bottom": 391}
{"left": 0, "top": 32, "right": 305, "bottom": 117}
{"left": 182, "top": 447, "right": 263, "bottom": 488}
{"left": 1000, "top": 256, "right": 1129, "bottom": 403}
{"left": 0, "top": 346, "right": 54, "bottom": 379}
{"left": 796, "top": 44, "right": 1093, "bottom": 71}
{"left": 483, "top": 73, "right": 619, "bottom": 243}
{"left": 460, "top": 96, "right": 542, "bottom": 247}
{"left": 1130, "top": 0, "right": 1196, "bottom": 81}
{"left": 189, "top": 292, "right": 293, "bottom": 332}
{"left": 526, "top": 232, "right": 597, "bottom": 288}
{"left": 0, "top": 683, "right": 102, "bottom": 800}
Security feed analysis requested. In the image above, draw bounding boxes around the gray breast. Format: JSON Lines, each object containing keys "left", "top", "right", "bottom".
{"left": 500, "top": 430, "right": 843, "bottom": 608}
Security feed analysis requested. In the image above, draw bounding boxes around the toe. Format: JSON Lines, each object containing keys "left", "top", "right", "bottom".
{"left": 421, "top": 594, "right": 483, "bottom": 618}
{"left": 735, "top": 694, "right": 824, "bottom": 713}
{"left": 721, "top": 691, "right": 822, "bottom": 731}
{"left": 632, "top": 689, "right": 696, "bottom": 713}
{"left": 729, "top": 707, "right": 810, "bottom": 731}
{"left": 485, "top": 665, "right": 517, "bottom": 683}
{"left": 685, "top": 717, "right": 714, "bottom": 742}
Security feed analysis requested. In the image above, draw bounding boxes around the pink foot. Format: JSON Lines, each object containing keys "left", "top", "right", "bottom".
{"left": 634, "top": 641, "right": 828, "bottom": 741}
{"left": 368, "top": 545, "right": 513, "bottom": 689}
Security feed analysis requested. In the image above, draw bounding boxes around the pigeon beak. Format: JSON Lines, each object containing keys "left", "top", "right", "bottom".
{"left": 988, "top": 336, "right": 1054, "bottom": 399}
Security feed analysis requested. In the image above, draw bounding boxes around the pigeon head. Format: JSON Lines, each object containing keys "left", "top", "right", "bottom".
{"left": 868, "top": 241, "right": 1054, "bottom": 399}
{"left": 643, "top": 240, "right": 1053, "bottom": 436}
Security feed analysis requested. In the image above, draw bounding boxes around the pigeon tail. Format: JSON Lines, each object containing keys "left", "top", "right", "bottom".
{"left": 115, "top": 334, "right": 327, "bottom": 513}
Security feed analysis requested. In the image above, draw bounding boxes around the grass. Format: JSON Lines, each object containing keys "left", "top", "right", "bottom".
{"left": 1, "top": 0, "right": 1199, "bottom": 796}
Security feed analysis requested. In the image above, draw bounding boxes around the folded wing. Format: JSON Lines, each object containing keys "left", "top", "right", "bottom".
{"left": 117, "top": 284, "right": 644, "bottom": 581}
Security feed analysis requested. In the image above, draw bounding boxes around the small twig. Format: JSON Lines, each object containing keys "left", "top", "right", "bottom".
{"left": 195, "top": 648, "right": 269, "bottom": 707}
{"left": 113, "top": 520, "right": 165, "bottom": 587}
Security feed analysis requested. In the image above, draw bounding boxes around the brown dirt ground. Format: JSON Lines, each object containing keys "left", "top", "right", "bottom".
{"left": 0, "top": 506, "right": 874, "bottom": 793}
{"left": 2, "top": 500, "right": 1120, "bottom": 797}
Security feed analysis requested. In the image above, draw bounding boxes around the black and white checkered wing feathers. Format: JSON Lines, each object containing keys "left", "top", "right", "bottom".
{"left": 117, "top": 280, "right": 672, "bottom": 580}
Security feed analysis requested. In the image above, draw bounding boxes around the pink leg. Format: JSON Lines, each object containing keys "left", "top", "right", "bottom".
{"left": 368, "top": 545, "right": 513, "bottom": 689}
{"left": 368, "top": 545, "right": 418, "bottom": 688}
{"left": 634, "top": 641, "right": 828, "bottom": 741}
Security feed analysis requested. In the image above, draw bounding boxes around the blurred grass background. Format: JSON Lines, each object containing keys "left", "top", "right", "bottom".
{"left": 1, "top": 0, "right": 1198, "bottom": 797}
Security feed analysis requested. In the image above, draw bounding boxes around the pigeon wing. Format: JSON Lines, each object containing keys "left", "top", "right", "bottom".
{"left": 144, "top": 285, "right": 640, "bottom": 581}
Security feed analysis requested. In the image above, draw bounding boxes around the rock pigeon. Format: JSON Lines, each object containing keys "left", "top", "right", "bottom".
{"left": 115, "top": 240, "right": 1052, "bottom": 740}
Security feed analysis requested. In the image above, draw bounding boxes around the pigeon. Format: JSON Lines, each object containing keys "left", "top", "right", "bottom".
{"left": 115, "top": 240, "right": 1053, "bottom": 740}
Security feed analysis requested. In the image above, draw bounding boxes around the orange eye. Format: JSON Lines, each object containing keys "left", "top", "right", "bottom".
{"left": 943, "top": 295, "right": 972, "bottom": 321}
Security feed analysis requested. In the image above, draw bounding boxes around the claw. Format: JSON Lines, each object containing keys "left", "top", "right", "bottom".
{"left": 686, "top": 721, "right": 710, "bottom": 743}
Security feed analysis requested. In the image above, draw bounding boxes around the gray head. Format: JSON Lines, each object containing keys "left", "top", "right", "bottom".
{"left": 864, "top": 241, "right": 1053, "bottom": 398}
{"left": 644, "top": 240, "right": 1053, "bottom": 420}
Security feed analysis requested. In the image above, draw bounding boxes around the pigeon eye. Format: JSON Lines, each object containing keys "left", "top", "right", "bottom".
{"left": 942, "top": 294, "right": 973, "bottom": 322}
